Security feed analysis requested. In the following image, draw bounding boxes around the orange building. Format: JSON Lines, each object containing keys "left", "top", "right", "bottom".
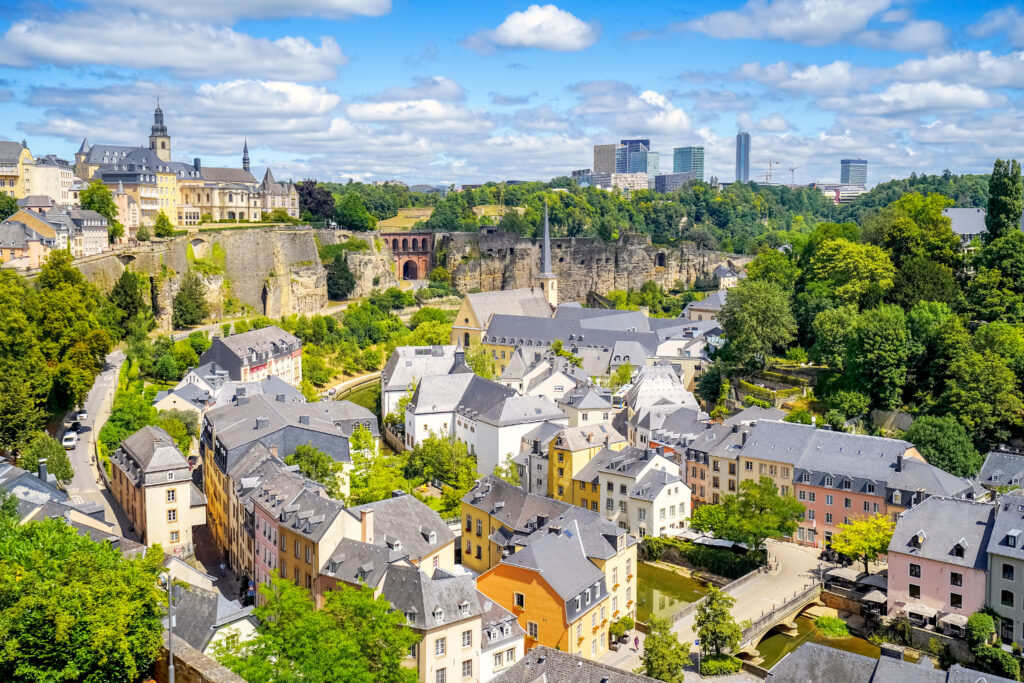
{"left": 477, "top": 520, "right": 613, "bottom": 660}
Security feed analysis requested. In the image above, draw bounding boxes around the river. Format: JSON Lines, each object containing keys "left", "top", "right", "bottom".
{"left": 636, "top": 562, "right": 708, "bottom": 623}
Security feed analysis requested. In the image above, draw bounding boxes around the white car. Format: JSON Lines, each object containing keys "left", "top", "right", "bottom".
{"left": 76, "top": 410, "right": 88, "bottom": 421}
{"left": 61, "top": 432, "right": 78, "bottom": 450}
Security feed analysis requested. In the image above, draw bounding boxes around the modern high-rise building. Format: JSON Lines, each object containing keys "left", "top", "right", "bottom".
{"left": 647, "top": 151, "right": 660, "bottom": 177}
{"left": 593, "top": 144, "right": 617, "bottom": 175}
{"left": 619, "top": 139, "right": 651, "bottom": 174}
{"left": 840, "top": 159, "right": 868, "bottom": 187}
{"left": 735, "top": 132, "right": 750, "bottom": 183}
{"left": 673, "top": 146, "right": 704, "bottom": 180}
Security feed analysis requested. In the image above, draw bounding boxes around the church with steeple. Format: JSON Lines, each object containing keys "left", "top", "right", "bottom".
{"left": 73, "top": 105, "right": 299, "bottom": 228}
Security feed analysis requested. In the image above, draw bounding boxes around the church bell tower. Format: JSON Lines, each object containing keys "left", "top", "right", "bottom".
{"left": 534, "top": 199, "right": 558, "bottom": 307}
{"left": 149, "top": 101, "right": 171, "bottom": 162}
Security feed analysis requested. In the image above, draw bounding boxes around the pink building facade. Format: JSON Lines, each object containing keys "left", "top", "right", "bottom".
{"left": 253, "top": 499, "right": 280, "bottom": 595}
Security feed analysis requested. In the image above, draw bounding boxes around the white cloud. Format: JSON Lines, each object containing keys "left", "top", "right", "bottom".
{"left": 513, "top": 105, "right": 570, "bottom": 131}
{"left": 727, "top": 60, "right": 864, "bottom": 96}
{"left": 856, "top": 19, "right": 948, "bottom": 52}
{"left": 738, "top": 113, "right": 791, "bottom": 132}
{"left": 371, "top": 77, "right": 465, "bottom": 102}
{"left": 970, "top": 7, "right": 1024, "bottom": 48}
{"left": 463, "top": 4, "right": 599, "bottom": 54}
{"left": 570, "top": 81, "right": 691, "bottom": 135}
{"left": 819, "top": 81, "right": 1006, "bottom": 116}
{"left": 0, "top": 11, "right": 346, "bottom": 80}
{"left": 86, "top": 0, "right": 390, "bottom": 21}
{"left": 680, "top": 0, "right": 891, "bottom": 46}
{"left": 886, "top": 50, "right": 1024, "bottom": 88}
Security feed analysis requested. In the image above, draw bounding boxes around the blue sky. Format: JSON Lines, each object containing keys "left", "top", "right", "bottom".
{"left": 0, "top": 0, "right": 1022, "bottom": 185}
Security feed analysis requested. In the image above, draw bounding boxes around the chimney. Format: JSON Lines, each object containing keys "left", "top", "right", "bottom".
{"left": 360, "top": 508, "right": 374, "bottom": 544}
{"left": 269, "top": 445, "right": 278, "bottom": 458}
{"left": 896, "top": 454, "right": 903, "bottom": 472}
{"left": 656, "top": 445, "right": 664, "bottom": 456}
{"left": 237, "top": 386, "right": 247, "bottom": 397}
{"left": 299, "top": 415, "right": 310, "bottom": 425}
{"left": 741, "top": 430, "right": 748, "bottom": 446}
{"left": 532, "top": 438, "right": 541, "bottom": 455}
{"left": 236, "top": 396, "right": 249, "bottom": 406}
{"left": 193, "top": 157, "right": 201, "bottom": 172}
{"left": 604, "top": 435, "right": 610, "bottom": 446}
{"left": 38, "top": 459, "right": 48, "bottom": 482}
{"left": 276, "top": 393, "right": 286, "bottom": 402}
{"left": 454, "top": 347, "right": 466, "bottom": 368}
{"left": 391, "top": 489, "right": 405, "bottom": 498}
{"left": 537, "top": 514, "right": 548, "bottom": 528}
{"left": 732, "top": 423, "right": 740, "bottom": 433}
{"left": 255, "top": 417, "right": 269, "bottom": 429}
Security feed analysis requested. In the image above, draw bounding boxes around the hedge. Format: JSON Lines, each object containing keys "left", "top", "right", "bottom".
{"left": 699, "top": 654, "right": 742, "bottom": 676}
{"left": 640, "top": 537, "right": 760, "bottom": 579}
{"left": 756, "top": 370, "right": 810, "bottom": 387}
{"left": 737, "top": 379, "right": 803, "bottom": 401}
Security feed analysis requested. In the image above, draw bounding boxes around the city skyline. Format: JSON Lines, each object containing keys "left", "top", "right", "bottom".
{"left": 0, "top": 1, "right": 1021, "bottom": 186}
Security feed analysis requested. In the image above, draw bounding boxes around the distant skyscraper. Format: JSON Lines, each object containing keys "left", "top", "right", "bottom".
{"left": 619, "top": 139, "right": 651, "bottom": 174}
{"left": 735, "top": 132, "right": 750, "bottom": 183}
{"left": 593, "top": 144, "right": 617, "bottom": 175}
{"left": 673, "top": 146, "right": 704, "bottom": 180}
{"left": 841, "top": 159, "right": 868, "bottom": 187}
{"left": 647, "top": 151, "right": 660, "bottom": 176}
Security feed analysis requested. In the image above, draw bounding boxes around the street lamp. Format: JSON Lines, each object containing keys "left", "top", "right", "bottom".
{"left": 160, "top": 571, "right": 175, "bottom": 683}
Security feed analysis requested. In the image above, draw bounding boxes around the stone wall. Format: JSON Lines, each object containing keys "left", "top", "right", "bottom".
{"left": 306, "top": 229, "right": 399, "bottom": 298}
{"left": 439, "top": 231, "right": 748, "bottom": 303}
{"left": 152, "top": 634, "right": 246, "bottom": 683}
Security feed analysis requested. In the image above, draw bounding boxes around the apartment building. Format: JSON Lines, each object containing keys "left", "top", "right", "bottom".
{"left": 548, "top": 424, "right": 626, "bottom": 503}
{"left": 199, "top": 325, "right": 303, "bottom": 387}
{"left": 557, "top": 386, "right": 614, "bottom": 428}
{"left": 988, "top": 492, "right": 1024, "bottom": 643}
{"left": 381, "top": 344, "right": 467, "bottom": 417}
{"left": 480, "top": 598, "right": 525, "bottom": 682}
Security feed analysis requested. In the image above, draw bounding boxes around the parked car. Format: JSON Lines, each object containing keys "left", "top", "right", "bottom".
{"left": 61, "top": 432, "right": 78, "bottom": 450}
{"left": 76, "top": 410, "right": 88, "bottom": 421}
{"left": 70, "top": 421, "right": 82, "bottom": 432}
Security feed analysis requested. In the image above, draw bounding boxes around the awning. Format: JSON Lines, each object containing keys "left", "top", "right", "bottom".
{"left": 939, "top": 613, "right": 969, "bottom": 627}
{"left": 903, "top": 603, "right": 938, "bottom": 619}
{"left": 826, "top": 567, "right": 865, "bottom": 583}
{"left": 857, "top": 574, "right": 888, "bottom": 590}
{"left": 862, "top": 589, "right": 887, "bottom": 604}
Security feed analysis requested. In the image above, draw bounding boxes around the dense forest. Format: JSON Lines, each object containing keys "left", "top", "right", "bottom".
{"left": 298, "top": 170, "right": 991, "bottom": 254}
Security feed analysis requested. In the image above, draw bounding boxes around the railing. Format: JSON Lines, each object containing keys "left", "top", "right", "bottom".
{"left": 740, "top": 581, "right": 822, "bottom": 646}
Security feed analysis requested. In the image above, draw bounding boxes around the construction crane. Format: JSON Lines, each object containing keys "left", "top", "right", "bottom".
{"left": 761, "top": 159, "right": 779, "bottom": 183}
{"left": 788, "top": 166, "right": 799, "bottom": 184}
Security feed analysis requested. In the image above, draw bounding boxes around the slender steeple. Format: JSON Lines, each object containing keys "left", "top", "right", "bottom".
{"left": 242, "top": 138, "right": 250, "bottom": 172}
{"left": 534, "top": 198, "right": 558, "bottom": 307}
{"left": 149, "top": 99, "right": 171, "bottom": 162}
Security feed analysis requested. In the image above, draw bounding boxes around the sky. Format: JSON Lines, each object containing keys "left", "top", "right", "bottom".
{"left": 1, "top": 0, "right": 1023, "bottom": 186}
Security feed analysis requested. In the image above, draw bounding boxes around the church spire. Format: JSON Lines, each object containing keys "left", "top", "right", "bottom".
{"left": 242, "top": 138, "right": 250, "bottom": 172}
{"left": 540, "top": 199, "right": 553, "bottom": 277}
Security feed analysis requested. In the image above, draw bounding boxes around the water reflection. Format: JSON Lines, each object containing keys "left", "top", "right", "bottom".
{"left": 756, "top": 615, "right": 883, "bottom": 670}
{"left": 636, "top": 563, "right": 708, "bottom": 623}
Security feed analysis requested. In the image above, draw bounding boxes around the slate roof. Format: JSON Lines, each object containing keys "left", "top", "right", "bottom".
{"left": 624, "top": 364, "right": 697, "bottom": 412}
{"left": 484, "top": 314, "right": 660, "bottom": 355}
{"left": 536, "top": 505, "right": 633, "bottom": 561}
{"left": 409, "top": 373, "right": 517, "bottom": 416}
{"left": 170, "top": 584, "right": 255, "bottom": 653}
{"left": 347, "top": 493, "right": 454, "bottom": 562}
{"left": 476, "top": 394, "right": 565, "bottom": 428}
{"left": 0, "top": 140, "right": 25, "bottom": 162}
{"left": 723, "top": 406, "right": 787, "bottom": 426}
{"left": 462, "top": 475, "right": 570, "bottom": 535}
{"left": 382, "top": 565, "right": 482, "bottom": 631}
{"left": 888, "top": 497, "right": 995, "bottom": 571}
{"left": 212, "top": 376, "right": 305, "bottom": 409}
{"left": 480, "top": 595, "right": 524, "bottom": 651}
{"left": 115, "top": 425, "right": 190, "bottom": 486}
{"left": 987, "top": 492, "right": 1024, "bottom": 561}
{"left": 518, "top": 420, "right": 565, "bottom": 457}
{"left": 201, "top": 167, "right": 259, "bottom": 185}
{"left": 632, "top": 404, "right": 706, "bottom": 435}
{"left": 0, "top": 220, "right": 47, "bottom": 249}
{"left": 551, "top": 424, "right": 624, "bottom": 452}
{"left": 943, "top": 207, "right": 988, "bottom": 237}
{"left": 979, "top": 449, "right": 1024, "bottom": 488}
{"left": 493, "top": 645, "right": 658, "bottom": 683}
{"left": 714, "top": 265, "right": 737, "bottom": 278}
{"left": 502, "top": 519, "right": 606, "bottom": 603}
{"left": 17, "top": 195, "right": 55, "bottom": 209}
{"left": 465, "top": 289, "right": 552, "bottom": 326}
{"left": 277, "top": 487, "right": 346, "bottom": 544}
{"left": 202, "top": 325, "right": 300, "bottom": 364}
{"left": 559, "top": 385, "right": 612, "bottom": 411}
{"left": 0, "top": 462, "right": 68, "bottom": 505}
{"left": 683, "top": 289, "right": 727, "bottom": 315}
{"left": 632, "top": 468, "right": 683, "bottom": 502}
{"left": 321, "top": 537, "right": 408, "bottom": 588}
{"left": 382, "top": 345, "right": 463, "bottom": 394}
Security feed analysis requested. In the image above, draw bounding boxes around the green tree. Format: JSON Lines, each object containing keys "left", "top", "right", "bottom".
{"left": 428, "top": 266, "right": 451, "bottom": 284}
{"left": 286, "top": 444, "right": 346, "bottom": 499}
{"left": 809, "top": 238, "right": 895, "bottom": 308}
{"left": 745, "top": 248, "right": 799, "bottom": 291}
{"left": 0, "top": 375, "right": 43, "bottom": 461}
{"left": 609, "top": 361, "right": 634, "bottom": 390}
{"left": 942, "top": 351, "right": 1024, "bottom": 448}
{"left": 153, "top": 210, "right": 174, "bottom": 237}
{"left": 810, "top": 304, "right": 858, "bottom": 369}
{"left": 20, "top": 432, "right": 74, "bottom": 485}
{"left": 213, "top": 574, "right": 419, "bottom": 683}
{"left": 695, "top": 585, "right": 741, "bottom": 657}
{"left": 108, "top": 269, "right": 150, "bottom": 328}
{"left": 336, "top": 192, "right": 377, "bottom": 231}
{"left": 889, "top": 256, "right": 959, "bottom": 310}
{"left": 327, "top": 254, "right": 357, "bottom": 301}
{"left": 718, "top": 279, "right": 796, "bottom": 371}
{"left": 79, "top": 179, "right": 124, "bottom": 242}
{"left": 348, "top": 449, "right": 411, "bottom": 505}
{"left": 0, "top": 516, "right": 165, "bottom": 683}
{"left": 845, "top": 304, "right": 910, "bottom": 409}
{"left": 986, "top": 158, "right": 1023, "bottom": 243}
{"left": 965, "top": 266, "right": 1024, "bottom": 322}
{"left": 830, "top": 514, "right": 894, "bottom": 574}
{"left": 641, "top": 616, "right": 690, "bottom": 683}
{"left": 135, "top": 223, "right": 150, "bottom": 241}
{"left": 0, "top": 193, "right": 16, "bottom": 222}
{"left": 493, "top": 453, "right": 520, "bottom": 485}
{"left": 865, "top": 192, "right": 959, "bottom": 268}
{"left": 689, "top": 503, "right": 727, "bottom": 535}
{"left": 903, "top": 416, "right": 983, "bottom": 477}
{"left": 718, "top": 476, "right": 804, "bottom": 553}
{"left": 466, "top": 343, "right": 494, "bottom": 379}
{"left": 967, "top": 612, "right": 996, "bottom": 652}
{"left": 172, "top": 271, "right": 209, "bottom": 328}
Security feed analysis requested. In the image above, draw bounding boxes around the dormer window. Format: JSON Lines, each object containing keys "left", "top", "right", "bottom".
{"left": 1008, "top": 530, "right": 1022, "bottom": 548}
{"left": 824, "top": 476, "right": 834, "bottom": 487}
{"left": 428, "top": 531, "right": 437, "bottom": 545}
{"left": 911, "top": 530, "right": 926, "bottom": 549}
{"left": 433, "top": 608, "right": 444, "bottom": 623}
{"left": 953, "top": 541, "right": 966, "bottom": 558}
{"left": 893, "top": 490, "right": 902, "bottom": 505}
{"left": 801, "top": 473, "right": 810, "bottom": 483}
{"left": 459, "top": 601, "right": 470, "bottom": 616}
{"left": 406, "top": 611, "right": 416, "bottom": 624}
{"left": 842, "top": 479, "right": 851, "bottom": 490}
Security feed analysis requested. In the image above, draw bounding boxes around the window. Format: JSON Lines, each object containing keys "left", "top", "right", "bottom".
{"left": 574, "top": 596, "right": 581, "bottom": 610}
{"left": 798, "top": 491, "right": 806, "bottom": 501}
{"left": 1004, "top": 590, "right": 1015, "bottom": 608}
{"left": 844, "top": 498, "right": 852, "bottom": 509}
{"left": 462, "top": 630, "right": 472, "bottom": 647}
{"left": 824, "top": 476, "right": 834, "bottom": 487}
{"left": 807, "top": 510, "right": 815, "bottom": 520}
{"left": 435, "top": 638, "right": 446, "bottom": 656}
{"left": 842, "top": 479, "right": 851, "bottom": 490}
{"left": 527, "top": 621, "right": 538, "bottom": 638}
{"left": 558, "top": 486, "right": 565, "bottom": 496}
{"left": 620, "top": 484, "right": 627, "bottom": 495}
{"left": 494, "top": 653, "right": 503, "bottom": 667}
{"left": 950, "top": 593, "right": 963, "bottom": 609}
{"left": 825, "top": 513, "right": 833, "bottom": 524}
{"left": 909, "top": 563, "right": 921, "bottom": 578}
{"left": 591, "top": 612, "right": 597, "bottom": 629}
{"left": 953, "top": 544, "right": 965, "bottom": 558}
{"left": 435, "top": 669, "right": 446, "bottom": 683}
{"left": 166, "top": 489, "right": 176, "bottom": 503}
{"left": 505, "top": 648, "right": 515, "bottom": 663}
{"left": 802, "top": 473, "right": 810, "bottom": 483}
{"left": 951, "top": 572, "right": 963, "bottom": 587}
{"left": 305, "top": 573, "right": 311, "bottom": 589}
{"left": 826, "top": 495, "right": 833, "bottom": 506}
{"left": 909, "top": 584, "right": 921, "bottom": 599}
{"left": 462, "top": 660, "right": 472, "bottom": 678}
{"left": 607, "top": 498, "right": 614, "bottom": 511}
{"left": 295, "top": 540, "right": 300, "bottom": 558}
{"left": 863, "top": 501, "right": 870, "bottom": 512}
{"left": 514, "top": 592, "right": 525, "bottom": 609}
{"left": 893, "top": 490, "right": 902, "bottom": 505}
{"left": 1004, "top": 564, "right": 1015, "bottom": 581}
{"left": 170, "top": 530, "right": 179, "bottom": 543}
{"left": 305, "top": 545, "right": 312, "bottom": 563}
{"left": 808, "top": 492, "right": 816, "bottom": 502}
{"left": 619, "top": 501, "right": 627, "bottom": 512}
{"left": 465, "top": 514, "right": 471, "bottom": 531}
{"left": 866, "top": 483, "right": 875, "bottom": 494}
{"left": 638, "top": 509, "right": 646, "bottom": 521}
{"left": 659, "top": 508, "right": 666, "bottom": 520}
{"left": 167, "top": 509, "right": 177, "bottom": 522}
{"left": 591, "top": 639, "right": 597, "bottom": 656}
{"left": 745, "top": 461, "right": 753, "bottom": 471}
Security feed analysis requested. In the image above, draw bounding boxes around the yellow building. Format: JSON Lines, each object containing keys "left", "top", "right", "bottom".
{"left": 0, "top": 141, "right": 34, "bottom": 199}
{"left": 547, "top": 425, "right": 626, "bottom": 503}
{"left": 450, "top": 288, "right": 552, "bottom": 352}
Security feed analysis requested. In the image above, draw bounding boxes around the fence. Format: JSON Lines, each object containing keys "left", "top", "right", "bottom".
{"left": 740, "top": 581, "right": 822, "bottom": 645}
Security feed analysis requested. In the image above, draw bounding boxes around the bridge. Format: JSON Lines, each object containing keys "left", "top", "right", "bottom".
{"left": 736, "top": 581, "right": 824, "bottom": 659}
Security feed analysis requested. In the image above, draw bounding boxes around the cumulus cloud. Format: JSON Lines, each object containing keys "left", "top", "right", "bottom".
{"left": 886, "top": 50, "right": 1024, "bottom": 88}
{"left": 970, "top": 7, "right": 1024, "bottom": 47}
{"left": 819, "top": 81, "right": 1006, "bottom": 116}
{"left": 0, "top": 11, "right": 346, "bottom": 80}
{"left": 738, "top": 112, "right": 791, "bottom": 132}
{"left": 569, "top": 81, "right": 691, "bottom": 136}
{"left": 856, "top": 19, "right": 948, "bottom": 52}
{"left": 370, "top": 77, "right": 465, "bottom": 102}
{"left": 512, "top": 105, "right": 569, "bottom": 131}
{"left": 491, "top": 92, "right": 535, "bottom": 106}
{"left": 463, "top": 4, "right": 599, "bottom": 54}
{"left": 679, "top": 0, "right": 891, "bottom": 47}
{"left": 679, "top": 89, "right": 758, "bottom": 112}
{"left": 726, "top": 60, "right": 865, "bottom": 96}
{"left": 86, "top": 0, "right": 390, "bottom": 21}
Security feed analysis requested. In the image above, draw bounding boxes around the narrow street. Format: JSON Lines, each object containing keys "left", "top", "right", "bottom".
{"left": 599, "top": 539, "right": 824, "bottom": 678}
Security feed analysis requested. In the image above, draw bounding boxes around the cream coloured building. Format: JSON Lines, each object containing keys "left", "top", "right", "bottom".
{"left": 109, "top": 425, "right": 206, "bottom": 555}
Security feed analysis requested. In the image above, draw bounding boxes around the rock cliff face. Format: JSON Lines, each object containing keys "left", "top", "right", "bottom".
{"left": 439, "top": 231, "right": 748, "bottom": 302}
{"left": 315, "top": 230, "right": 399, "bottom": 298}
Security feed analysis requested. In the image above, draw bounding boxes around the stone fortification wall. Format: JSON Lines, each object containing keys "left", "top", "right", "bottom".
{"left": 439, "top": 231, "right": 748, "bottom": 302}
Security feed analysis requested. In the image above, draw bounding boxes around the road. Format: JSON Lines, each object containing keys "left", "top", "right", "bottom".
{"left": 62, "top": 349, "right": 139, "bottom": 541}
{"left": 599, "top": 539, "right": 824, "bottom": 677}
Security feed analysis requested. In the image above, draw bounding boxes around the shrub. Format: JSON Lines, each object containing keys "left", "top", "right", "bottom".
{"left": 743, "top": 395, "right": 772, "bottom": 409}
{"left": 610, "top": 616, "right": 635, "bottom": 639}
{"left": 784, "top": 347, "right": 808, "bottom": 364}
{"left": 814, "top": 616, "right": 849, "bottom": 639}
{"left": 699, "top": 654, "right": 742, "bottom": 676}
{"left": 641, "top": 538, "right": 760, "bottom": 579}
{"left": 967, "top": 612, "right": 996, "bottom": 652}
{"left": 975, "top": 646, "right": 1021, "bottom": 681}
